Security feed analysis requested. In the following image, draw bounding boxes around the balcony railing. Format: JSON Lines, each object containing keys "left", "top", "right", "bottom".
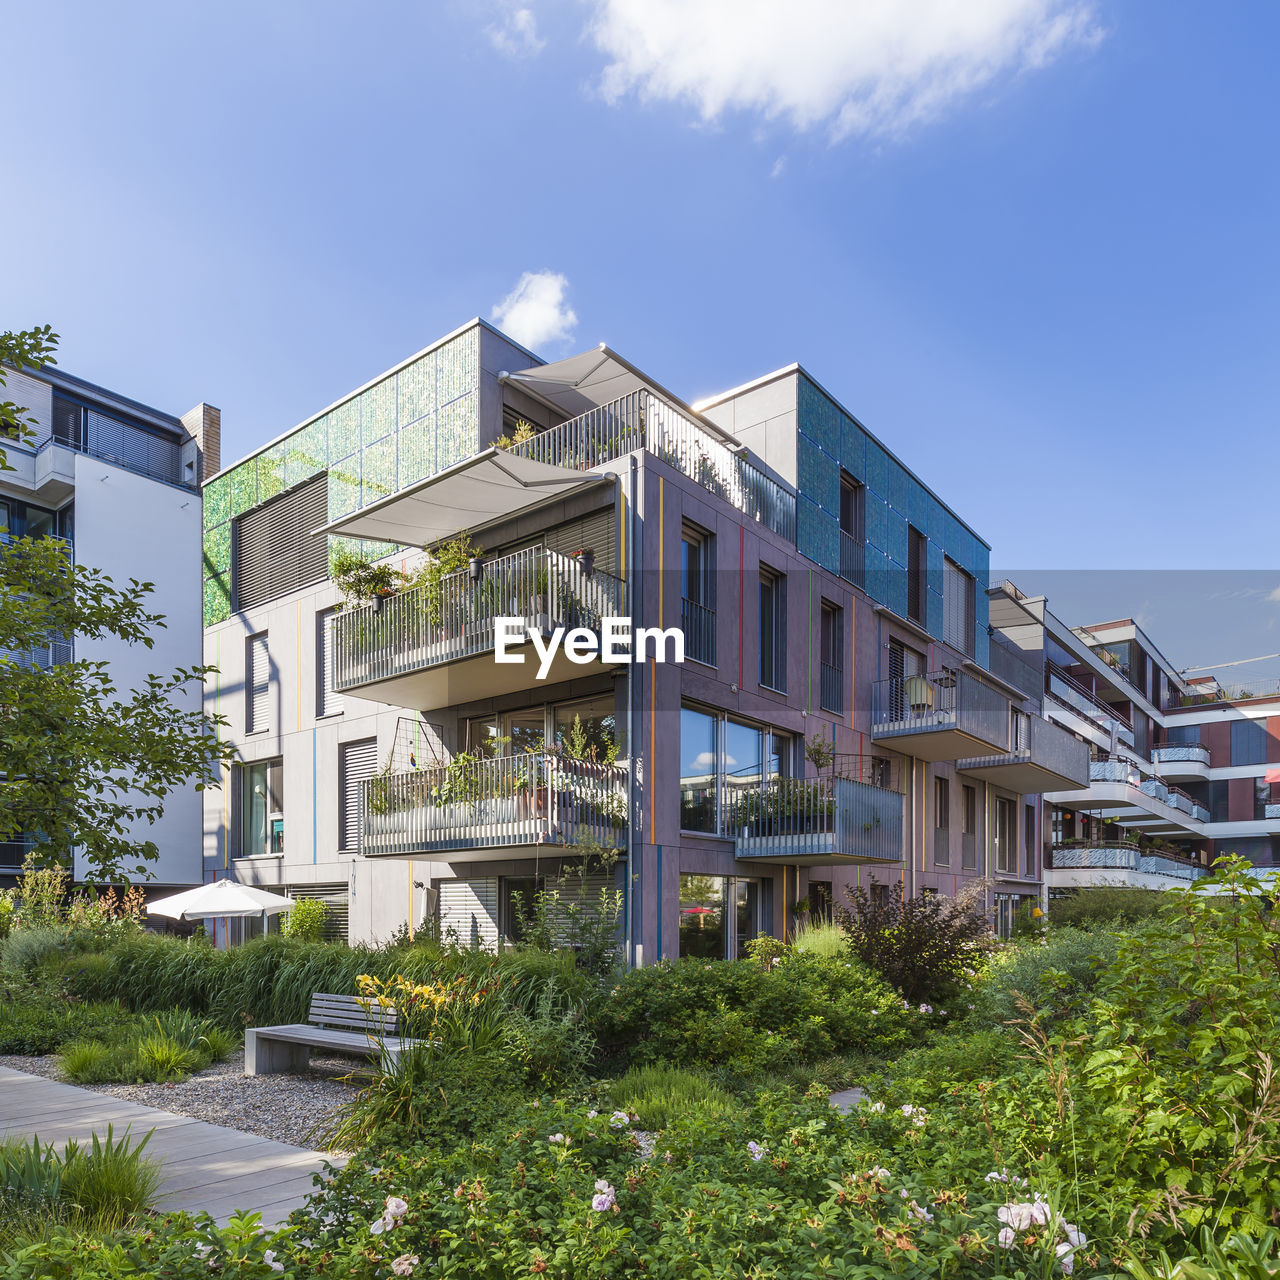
{"left": 731, "top": 772, "right": 903, "bottom": 864}
{"left": 820, "top": 661, "right": 844, "bottom": 714}
{"left": 838, "top": 530, "right": 864, "bottom": 589}
{"left": 1174, "top": 677, "right": 1280, "bottom": 707}
{"left": 1152, "top": 744, "right": 1210, "bottom": 768}
{"left": 1048, "top": 840, "right": 1206, "bottom": 881}
{"left": 1266, "top": 803, "right": 1280, "bottom": 821}
{"left": 957, "top": 711, "right": 1090, "bottom": 790}
{"left": 508, "top": 390, "right": 797, "bottom": 544}
{"left": 870, "top": 668, "right": 1010, "bottom": 759}
{"left": 681, "top": 596, "right": 715, "bottom": 666}
{"left": 333, "top": 547, "right": 624, "bottom": 693}
{"left": 361, "top": 753, "right": 627, "bottom": 858}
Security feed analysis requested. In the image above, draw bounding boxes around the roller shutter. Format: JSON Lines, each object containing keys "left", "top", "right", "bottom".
{"left": 246, "top": 633, "right": 270, "bottom": 734}
{"left": 338, "top": 737, "right": 378, "bottom": 852}
{"left": 234, "top": 474, "right": 329, "bottom": 611}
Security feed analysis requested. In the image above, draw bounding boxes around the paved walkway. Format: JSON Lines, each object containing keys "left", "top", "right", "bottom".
{"left": 0, "top": 1066, "right": 342, "bottom": 1227}
{"left": 829, "top": 1086, "right": 865, "bottom": 1112}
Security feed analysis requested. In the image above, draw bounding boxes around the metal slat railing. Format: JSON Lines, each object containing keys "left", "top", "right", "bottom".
{"left": 820, "top": 661, "right": 843, "bottom": 714}
{"left": 333, "top": 547, "right": 625, "bottom": 692}
{"left": 681, "top": 596, "right": 716, "bottom": 666}
{"left": 360, "top": 753, "right": 627, "bottom": 857}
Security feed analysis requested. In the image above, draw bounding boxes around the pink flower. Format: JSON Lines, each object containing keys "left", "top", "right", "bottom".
{"left": 746, "top": 1140, "right": 766, "bottom": 1162}
{"left": 997, "top": 1227, "right": 1015, "bottom": 1249}
{"left": 591, "top": 1179, "right": 616, "bottom": 1212}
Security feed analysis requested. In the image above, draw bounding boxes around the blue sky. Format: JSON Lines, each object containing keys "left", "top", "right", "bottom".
{"left": 3, "top": 0, "right": 1278, "bottom": 597}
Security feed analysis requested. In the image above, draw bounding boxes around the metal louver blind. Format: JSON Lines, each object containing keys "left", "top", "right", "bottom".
{"left": 316, "top": 608, "right": 343, "bottom": 718}
{"left": 544, "top": 508, "right": 618, "bottom": 575}
{"left": 438, "top": 878, "right": 500, "bottom": 949}
{"left": 285, "top": 882, "right": 349, "bottom": 943}
{"left": 943, "top": 560, "right": 975, "bottom": 656}
{"left": 246, "top": 633, "right": 270, "bottom": 733}
{"left": 338, "top": 737, "right": 378, "bottom": 852}
{"left": 234, "top": 474, "right": 329, "bottom": 612}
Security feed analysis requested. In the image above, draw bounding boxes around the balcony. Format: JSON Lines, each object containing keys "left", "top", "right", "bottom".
{"left": 870, "top": 669, "right": 1010, "bottom": 762}
{"left": 1044, "top": 758, "right": 1209, "bottom": 835}
{"left": 1047, "top": 841, "right": 1207, "bottom": 886}
{"left": 333, "top": 547, "right": 624, "bottom": 710}
{"left": 1152, "top": 744, "right": 1210, "bottom": 782}
{"left": 957, "top": 711, "right": 1089, "bottom": 792}
{"left": 731, "top": 769, "right": 904, "bottom": 866}
{"left": 361, "top": 753, "right": 627, "bottom": 860}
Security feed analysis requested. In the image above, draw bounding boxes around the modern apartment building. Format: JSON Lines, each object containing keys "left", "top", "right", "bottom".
{"left": 1, "top": 363, "right": 217, "bottom": 888}
{"left": 989, "top": 581, "right": 1280, "bottom": 895}
{"left": 201, "top": 319, "right": 1089, "bottom": 953}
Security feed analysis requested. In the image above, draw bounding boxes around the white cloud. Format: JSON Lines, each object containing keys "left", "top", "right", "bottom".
{"left": 1267, "top": 586, "right": 1280, "bottom": 604}
{"left": 487, "top": 6, "right": 545, "bottom": 58}
{"left": 769, "top": 155, "right": 787, "bottom": 178}
{"left": 587, "top": 0, "right": 1102, "bottom": 141}
{"left": 491, "top": 270, "right": 578, "bottom": 350}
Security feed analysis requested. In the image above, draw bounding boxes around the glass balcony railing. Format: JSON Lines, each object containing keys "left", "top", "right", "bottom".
{"left": 508, "top": 390, "right": 796, "bottom": 544}
{"left": 333, "top": 547, "right": 624, "bottom": 694}
{"left": 360, "top": 753, "right": 627, "bottom": 858}
{"left": 730, "top": 770, "right": 904, "bottom": 864}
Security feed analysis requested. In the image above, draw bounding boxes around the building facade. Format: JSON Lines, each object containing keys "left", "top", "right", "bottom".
{"left": 989, "top": 582, "right": 1280, "bottom": 896}
{"left": 201, "top": 320, "right": 1089, "bottom": 952}
{"left": 1, "top": 364, "right": 217, "bottom": 888}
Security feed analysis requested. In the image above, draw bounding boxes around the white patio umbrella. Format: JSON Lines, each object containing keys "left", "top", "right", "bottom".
{"left": 147, "top": 879, "right": 295, "bottom": 941}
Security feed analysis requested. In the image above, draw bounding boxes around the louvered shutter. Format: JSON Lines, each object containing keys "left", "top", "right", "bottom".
{"left": 234, "top": 474, "right": 329, "bottom": 611}
{"left": 284, "top": 882, "right": 349, "bottom": 943}
{"left": 246, "top": 633, "right": 270, "bottom": 733}
{"left": 544, "top": 507, "right": 618, "bottom": 575}
{"left": 316, "top": 608, "right": 343, "bottom": 718}
{"left": 438, "top": 878, "right": 500, "bottom": 949}
{"left": 942, "top": 559, "right": 975, "bottom": 656}
{"left": 338, "top": 737, "right": 378, "bottom": 852}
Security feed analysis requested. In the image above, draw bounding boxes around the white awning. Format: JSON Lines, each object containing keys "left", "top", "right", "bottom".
{"left": 319, "top": 448, "right": 610, "bottom": 546}
{"left": 503, "top": 344, "right": 740, "bottom": 446}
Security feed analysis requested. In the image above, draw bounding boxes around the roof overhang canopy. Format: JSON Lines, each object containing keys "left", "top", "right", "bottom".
{"left": 503, "top": 345, "right": 740, "bottom": 447}
{"left": 319, "top": 448, "right": 610, "bottom": 546}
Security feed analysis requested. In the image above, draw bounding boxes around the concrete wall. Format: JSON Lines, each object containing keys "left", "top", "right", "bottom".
{"left": 72, "top": 453, "right": 205, "bottom": 885}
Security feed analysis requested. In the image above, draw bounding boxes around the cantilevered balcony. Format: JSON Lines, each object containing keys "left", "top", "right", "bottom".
{"left": 1046, "top": 840, "right": 1207, "bottom": 888}
{"left": 870, "top": 669, "right": 1010, "bottom": 762}
{"left": 361, "top": 753, "right": 627, "bottom": 860}
{"left": 333, "top": 547, "right": 624, "bottom": 711}
{"left": 731, "top": 765, "right": 904, "bottom": 865}
{"left": 1044, "top": 758, "right": 1209, "bottom": 834}
{"left": 957, "top": 710, "right": 1089, "bottom": 793}
{"left": 1152, "top": 744, "right": 1211, "bottom": 782}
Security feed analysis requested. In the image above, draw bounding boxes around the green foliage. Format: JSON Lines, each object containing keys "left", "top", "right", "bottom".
{"left": 597, "top": 951, "right": 913, "bottom": 1072}
{"left": 607, "top": 1063, "right": 736, "bottom": 1129}
{"left": 330, "top": 547, "right": 407, "bottom": 604}
{"left": 0, "top": 890, "right": 14, "bottom": 940}
{"left": 1049, "top": 885, "right": 1171, "bottom": 929}
{"left": 129, "top": 1032, "right": 201, "bottom": 1081}
{"left": 0, "top": 991, "right": 131, "bottom": 1055}
{"left": 1, "top": 924, "right": 73, "bottom": 975}
{"left": 791, "top": 919, "right": 846, "bottom": 958}
{"left": 0, "top": 326, "right": 58, "bottom": 472}
{"left": 505, "top": 977, "right": 596, "bottom": 1087}
{"left": 12, "top": 857, "right": 70, "bottom": 927}
{"left": 281, "top": 897, "right": 329, "bottom": 942}
{"left": 836, "top": 880, "right": 992, "bottom": 1002}
{"left": 1123, "top": 1227, "right": 1280, "bottom": 1279}
{"left": 967, "top": 927, "right": 1119, "bottom": 1026}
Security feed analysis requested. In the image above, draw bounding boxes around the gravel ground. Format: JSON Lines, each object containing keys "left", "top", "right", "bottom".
{"left": 0, "top": 1050, "right": 364, "bottom": 1152}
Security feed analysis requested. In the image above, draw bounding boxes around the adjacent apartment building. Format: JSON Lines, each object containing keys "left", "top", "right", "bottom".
{"left": 1, "top": 363, "right": 217, "bottom": 889}
{"left": 989, "top": 581, "right": 1280, "bottom": 895}
{"left": 201, "top": 319, "right": 1090, "bottom": 953}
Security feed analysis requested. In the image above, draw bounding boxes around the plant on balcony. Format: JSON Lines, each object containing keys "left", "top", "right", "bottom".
{"left": 331, "top": 547, "right": 407, "bottom": 607}
{"left": 409, "top": 533, "right": 484, "bottom": 627}
{"left": 804, "top": 733, "right": 835, "bottom": 776}
{"left": 493, "top": 417, "right": 537, "bottom": 451}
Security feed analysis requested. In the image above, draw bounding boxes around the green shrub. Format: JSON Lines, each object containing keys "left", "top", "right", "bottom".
{"left": 836, "top": 881, "right": 991, "bottom": 1002}
{"left": 2, "top": 925, "right": 73, "bottom": 975}
{"left": 129, "top": 1032, "right": 202, "bottom": 1081}
{"left": 791, "top": 920, "right": 845, "bottom": 957}
{"left": 0, "top": 995, "right": 131, "bottom": 1055}
{"left": 608, "top": 1063, "right": 736, "bottom": 1129}
{"left": 506, "top": 978, "right": 596, "bottom": 1087}
{"left": 596, "top": 951, "right": 913, "bottom": 1071}
{"left": 281, "top": 897, "right": 329, "bottom": 942}
{"left": 59, "top": 1039, "right": 131, "bottom": 1085}
{"left": 59, "top": 1126, "right": 161, "bottom": 1223}
{"left": 968, "top": 926, "right": 1120, "bottom": 1025}
{"left": 1049, "top": 885, "right": 1170, "bottom": 929}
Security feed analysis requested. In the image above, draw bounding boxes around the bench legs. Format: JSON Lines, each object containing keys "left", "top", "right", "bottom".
{"left": 245, "top": 1031, "right": 312, "bottom": 1076}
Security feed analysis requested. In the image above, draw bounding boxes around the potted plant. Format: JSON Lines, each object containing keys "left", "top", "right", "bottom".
{"left": 573, "top": 547, "right": 596, "bottom": 578}
{"left": 331, "top": 548, "right": 407, "bottom": 610}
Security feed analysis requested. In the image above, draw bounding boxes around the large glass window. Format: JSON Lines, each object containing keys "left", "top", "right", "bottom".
{"left": 553, "top": 695, "right": 618, "bottom": 762}
{"left": 240, "top": 759, "right": 283, "bottom": 857}
{"left": 1231, "top": 719, "right": 1268, "bottom": 767}
{"left": 1166, "top": 723, "right": 1201, "bottom": 746}
{"left": 681, "top": 524, "right": 716, "bottom": 667}
{"left": 759, "top": 567, "right": 787, "bottom": 691}
{"left": 678, "top": 873, "right": 760, "bottom": 959}
{"left": 723, "top": 719, "right": 764, "bottom": 814}
{"left": 680, "top": 708, "right": 718, "bottom": 832}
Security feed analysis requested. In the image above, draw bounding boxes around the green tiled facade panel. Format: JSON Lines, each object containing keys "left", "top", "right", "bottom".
{"left": 862, "top": 439, "right": 889, "bottom": 498}
{"left": 202, "top": 326, "right": 483, "bottom": 625}
{"left": 797, "top": 496, "right": 839, "bottom": 574}
{"left": 797, "top": 432, "right": 840, "bottom": 515}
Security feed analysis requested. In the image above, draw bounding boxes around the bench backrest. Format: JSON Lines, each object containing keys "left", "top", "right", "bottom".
{"left": 308, "top": 992, "right": 399, "bottom": 1036}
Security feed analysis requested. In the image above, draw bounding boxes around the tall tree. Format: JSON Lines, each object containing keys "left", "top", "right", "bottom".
{"left": 1, "top": 326, "right": 234, "bottom": 882}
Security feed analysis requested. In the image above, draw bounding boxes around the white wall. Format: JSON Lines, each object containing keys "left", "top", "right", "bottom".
{"left": 72, "top": 453, "right": 205, "bottom": 885}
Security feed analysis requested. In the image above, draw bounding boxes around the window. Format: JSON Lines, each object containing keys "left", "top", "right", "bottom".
{"left": 316, "top": 609, "right": 343, "bottom": 719}
{"left": 758, "top": 567, "right": 787, "bottom": 691}
{"left": 1166, "top": 724, "right": 1201, "bottom": 745}
{"left": 681, "top": 523, "right": 716, "bottom": 666}
{"left": 808, "top": 880, "right": 833, "bottom": 922}
{"left": 839, "top": 473, "right": 865, "bottom": 585}
{"left": 1256, "top": 777, "right": 1272, "bottom": 822}
{"left": 934, "top": 776, "right": 950, "bottom": 866}
{"left": 246, "top": 632, "right": 270, "bottom": 734}
{"left": 962, "top": 784, "right": 979, "bottom": 870}
{"left": 233, "top": 473, "right": 329, "bottom": 611}
{"left": 553, "top": 695, "right": 619, "bottom": 762}
{"left": 501, "top": 876, "right": 544, "bottom": 944}
{"left": 724, "top": 719, "right": 765, "bottom": 814}
{"left": 907, "top": 527, "right": 926, "bottom": 624}
{"left": 994, "top": 796, "right": 1016, "bottom": 875}
{"left": 1024, "top": 803, "right": 1037, "bottom": 878}
{"left": 240, "top": 759, "right": 283, "bottom": 857}
{"left": 338, "top": 738, "right": 378, "bottom": 853}
{"left": 680, "top": 707, "right": 718, "bottom": 832}
{"left": 942, "top": 558, "right": 975, "bottom": 656}
{"left": 1230, "top": 719, "right": 1268, "bottom": 767}
{"left": 1208, "top": 779, "right": 1230, "bottom": 823}
{"left": 678, "top": 873, "right": 761, "bottom": 959}
{"left": 819, "top": 601, "right": 843, "bottom": 713}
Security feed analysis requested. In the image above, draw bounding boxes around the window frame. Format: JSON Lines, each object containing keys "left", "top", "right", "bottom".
{"left": 758, "top": 565, "right": 787, "bottom": 693}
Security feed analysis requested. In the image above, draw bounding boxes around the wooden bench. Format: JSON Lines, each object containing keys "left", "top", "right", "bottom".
{"left": 244, "top": 992, "right": 417, "bottom": 1076}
